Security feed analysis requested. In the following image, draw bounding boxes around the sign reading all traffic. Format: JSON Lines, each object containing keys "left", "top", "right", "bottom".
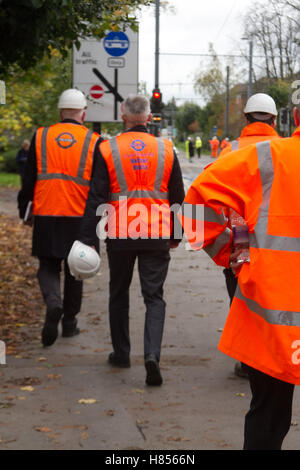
{"left": 73, "top": 28, "right": 138, "bottom": 122}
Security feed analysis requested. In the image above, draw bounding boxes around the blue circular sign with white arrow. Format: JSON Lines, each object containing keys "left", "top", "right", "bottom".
{"left": 103, "top": 31, "right": 130, "bottom": 57}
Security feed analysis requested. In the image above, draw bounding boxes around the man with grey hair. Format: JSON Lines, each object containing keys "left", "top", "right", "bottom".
{"left": 121, "top": 94, "right": 151, "bottom": 120}
{"left": 79, "top": 94, "right": 185, "bottom": 386}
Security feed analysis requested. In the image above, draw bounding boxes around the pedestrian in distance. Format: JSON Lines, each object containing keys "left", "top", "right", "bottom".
{"left": 188, "top": 137, "right": 195, "bottom": 162}
{"left": 195, "top": 136, "right": 202, "bottom": 158}
{"left": 78, "top": 94, "right": 185, "bottom": 386}
{"left": 220, "top": 137, "right": 230, "bottom": 152}
{"left": 178, "top": 99, "right": 300, "bottom": 450}
{"left": 16, "top": 139, "right": 30, "bottom": 185}
{"left": 17, "top": 88, "right": 102, "bottom": 347}
{"left": 219, "top": 93, "right": 281, "bottom": 379}
{"left": 208, "top": 135, "right": 219, "bottom": 158}
{"left": 185, "top": 136, "right": 190, "bottom": 160}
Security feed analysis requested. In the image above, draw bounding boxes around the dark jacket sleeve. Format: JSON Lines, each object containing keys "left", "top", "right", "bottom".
{"left": 78, "top": 146, "right": 110, "bottom": 246}
{"left": 17, "top": 134, "right": 37, "bottom": 219}
{"left": 168, "top": 151, "right": 185, "bottom": 241}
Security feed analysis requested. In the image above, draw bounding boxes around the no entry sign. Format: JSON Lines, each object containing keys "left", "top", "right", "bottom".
{"left": 73, "top": 27, "right": 138, "bottom": 122}
{"left": 89, "top": 84, "right": 103, "bottom": 99}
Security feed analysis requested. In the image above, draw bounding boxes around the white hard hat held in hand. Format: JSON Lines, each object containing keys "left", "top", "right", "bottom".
{"left": 58, "top": 89, "right": 87, "bottom": 110}
{"left": 68, "top": 241, "right": 101, "bottom": 280}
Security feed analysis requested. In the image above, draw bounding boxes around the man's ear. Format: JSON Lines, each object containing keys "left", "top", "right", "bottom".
{"left": 147, "top": 113, "right": 152, "bottom": 123}
{"left": 293, "top": 107, "right": 300, "bottom": 127}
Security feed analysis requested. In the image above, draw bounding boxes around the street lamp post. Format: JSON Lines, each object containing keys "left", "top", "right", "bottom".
{"left": 242, "top": 36, "right": 253, "bottom": 99}
{"left": 248, "top": 38, "right": 253, "bottom": 98}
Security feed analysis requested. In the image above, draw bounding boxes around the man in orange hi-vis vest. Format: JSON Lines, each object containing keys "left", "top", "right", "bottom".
{"left": 219, "top": 93, "right": 280, "bottom": 159}
{"left": 79, "top": 95, "right": 185, "bottom": 387}
{"left": 209, "top": 135, "right": 219, "bottom": 158}
{"left": 178, "top": 101, "right": 300, "bottom": 450}
{"left": 18, "top": 89, "right": 102, "bottom": 347}
{"left": 219, "top": 93, "right": 281, "bottom": 379}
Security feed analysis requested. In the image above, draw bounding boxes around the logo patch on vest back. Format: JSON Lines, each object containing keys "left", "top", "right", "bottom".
{"left": 130, "top": 139, "right": 146, "bottom": 152}
{"left": 55, "top": 132, "right": 77, "bottom": 149}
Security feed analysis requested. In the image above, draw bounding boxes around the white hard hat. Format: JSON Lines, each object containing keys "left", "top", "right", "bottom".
{"left": 67, "top": 241, "right": 101, "bottom": 280}
{"left": 58, "top": 89, "right": 87, "bottom": 109}
{"left": 244, "top": 93, "right": 278, "bottom": 116}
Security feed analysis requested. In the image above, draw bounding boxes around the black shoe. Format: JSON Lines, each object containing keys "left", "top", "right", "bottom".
{"left": 108, "top": 352, "right": 130, "bottom": 368}
{"left": 62, "top": 318, "right": 80, "bottom": 338}
{"left": 41, "top": 307, "right": 63, "bottom": 347}
{"left": 145, "top": 354, "right": 163, "bottom": 386}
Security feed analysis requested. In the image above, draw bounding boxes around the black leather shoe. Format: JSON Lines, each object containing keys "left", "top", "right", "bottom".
{"left": 145, "top": 354, "right": 163, "bottom": 386}
{"left": 108, "top": 352, "right": 130, "bottom": 368}
{"left": 62, "top": 318, "right": 80, "bottom": 338}
{"left": 41, "top": 307, "right": 63, "bottom": 347}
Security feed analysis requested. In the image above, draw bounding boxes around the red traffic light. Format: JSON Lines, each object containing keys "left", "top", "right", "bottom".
{"left": 153, "top": 91, "right": 161, "bottom": 99}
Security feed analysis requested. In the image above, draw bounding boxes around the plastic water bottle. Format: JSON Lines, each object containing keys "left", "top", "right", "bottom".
{"left": 230, "top": 210, "right": 250, "bottom": 264}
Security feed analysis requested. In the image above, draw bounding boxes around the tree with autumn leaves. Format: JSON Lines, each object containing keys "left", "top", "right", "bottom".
{"left": 0, "top": 0, "right": 154, "bottom": 162}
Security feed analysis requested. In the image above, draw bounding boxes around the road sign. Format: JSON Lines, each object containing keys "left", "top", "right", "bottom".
{"left": 103, "top": 31, "right": 129, "bottom": 57}
{"left": 73, "top": 28, "right": 138, "bottom": 122}
{"left": 90, "top": 84, "right": 104, "bottom": 100}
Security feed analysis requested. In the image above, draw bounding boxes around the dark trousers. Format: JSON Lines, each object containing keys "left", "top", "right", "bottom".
{"left": 223, "top": 269, "right": 295, "bottom": 449}
{"left": 37, "top": 257, "right": 83, "bottom": 320}
{"left": 243, "top": 365, "right": 295, "bottom": 450}
{"left": 107, "top": 249, "right": 170, "bottom": 361}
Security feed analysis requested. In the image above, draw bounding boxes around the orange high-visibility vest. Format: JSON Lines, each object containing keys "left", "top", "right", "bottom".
{"left": 100, "top": 132, "right": 174, "bottom": 239}
{"left": 220, "top": 139, "right": 230, "bottom": 150}
{"left": 179, "top": 126, "right": 300, "bottom": 385}
{"left": 209, "top": 139, "right": 219, "bottom": 158}
{"left": 219, "top": 122, "right": 280, "bottom": 158}
{"left": 34, "top": 122, "right": 99, "bottom": 217}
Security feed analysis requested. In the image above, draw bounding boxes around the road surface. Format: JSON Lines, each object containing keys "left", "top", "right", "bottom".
{"left": 0, "top": 151, "right": 300, "bottom": 452}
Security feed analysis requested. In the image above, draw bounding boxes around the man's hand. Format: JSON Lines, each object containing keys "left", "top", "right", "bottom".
{"left": 229, "top": 248, "right": 247, "bottom": 274}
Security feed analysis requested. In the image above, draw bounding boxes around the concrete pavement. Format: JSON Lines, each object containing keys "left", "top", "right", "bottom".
{"left": 1, "top": 151, "right": 300, "bottom": 451}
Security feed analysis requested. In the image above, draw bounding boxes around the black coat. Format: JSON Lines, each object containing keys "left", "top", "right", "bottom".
{"left": 17, "top": 119, "right": 102, "bottom": 258}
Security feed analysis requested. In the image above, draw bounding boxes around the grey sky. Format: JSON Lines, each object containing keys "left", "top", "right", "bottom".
{"left": 137, "top": 0, "right": 259, "bottom": 104}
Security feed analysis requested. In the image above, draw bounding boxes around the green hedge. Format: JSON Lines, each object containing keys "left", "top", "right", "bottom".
{"left": 0, "top": 147, "right": 19, "bottom": 173}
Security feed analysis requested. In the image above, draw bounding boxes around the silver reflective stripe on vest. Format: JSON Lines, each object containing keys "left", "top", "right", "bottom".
{"left": 249, "top": 141, "right": 300, "bottom": 252}
{"left": 204, "top": 227, "right": 231, "bottom": 259}
{"left": 40, "top": 127, "right": 49, "bottom": 175}
{"left": 154, "top": 138, "right": 166, "bottom": 192}
{"left": 108, "top": 136, "right": 170, "bottom": 200}
{"left": 77, "top": 130, "right": 94, "bottom": 179}
{"left": 180, "top": 202, "right": 227, "bottom": 225}
{"left": 230, "top": 140, "right": 239, "bottom": 151}
{"left": 109, "top": 190, "right": 169, "bottom": 201}
{"left": 37, "top": 173, "right": 90, "bottom": 186}
{"left": 37, "top": 127, "right": 92, "bottom": 186}
{"left": 109, "top": 137, "right": 128, "bottom": 192}
{"left": 235, "top": 284, "right": 300, "bottom": 327}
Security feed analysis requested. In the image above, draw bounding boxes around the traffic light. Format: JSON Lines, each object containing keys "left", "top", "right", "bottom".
{"left": 151, "top": 88, "right": 162, "bottom": 114}
{"left": 279, "top": 107, "right": 290, "bottom": 135}
{"left": 152, "top": 114, "right": 162, "bottom": 123}
{"left": 280, "top": 108, "right": 288, "bottom": 125}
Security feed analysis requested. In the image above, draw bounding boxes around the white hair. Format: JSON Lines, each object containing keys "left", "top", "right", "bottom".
{"left": 121, "top": 95, "right": 151, "bottom": 122}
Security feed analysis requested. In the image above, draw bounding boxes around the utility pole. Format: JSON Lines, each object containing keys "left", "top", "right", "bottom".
{"left": 155, "top": 0, "right": 160, "bottom": 89}
{"left": 150, "top": 0, "right": 161, "bottom": 136}
{"left": 225, "top": 66, "right": 230, "bottom": 137}
{"left": 248, "top": 39, "right": 253, "bottom": 98}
